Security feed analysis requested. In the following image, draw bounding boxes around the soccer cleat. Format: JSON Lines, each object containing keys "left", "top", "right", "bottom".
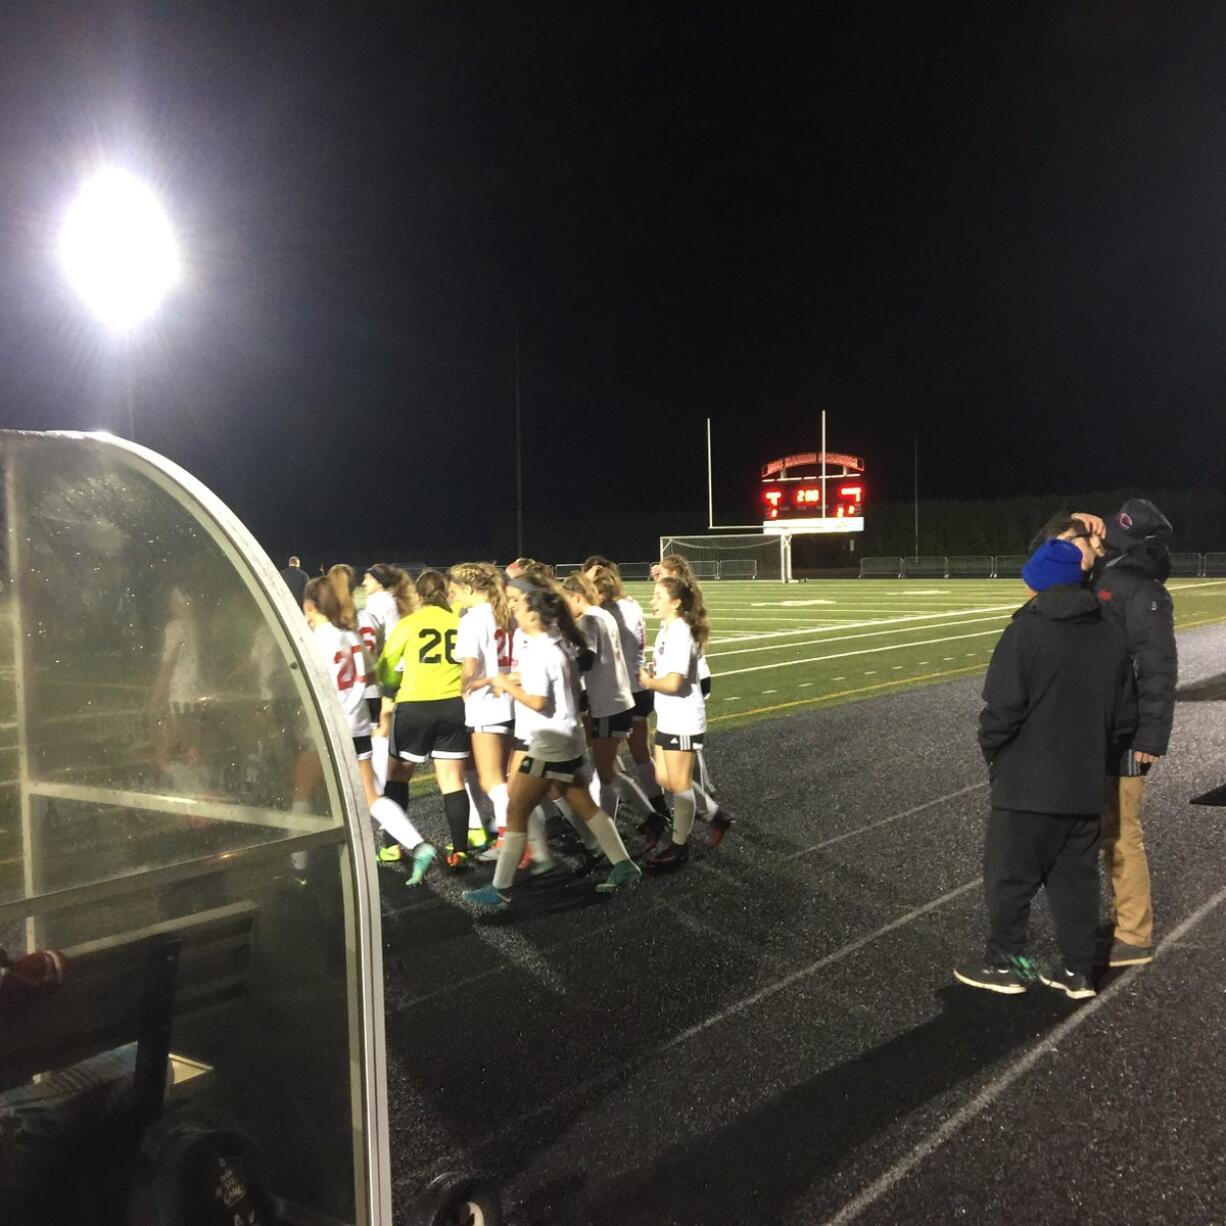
{"left": 468, "top": 827, "right": 492, "bottom": 849}
{"left": 406, "top": 844, "right": 436, "bottom": 887}
{"left": 953, "top": 957, "right": 1031, "bottom": 995}
{"left": 529, "top": 855, "right": 558, "bottom": 877}
{"left": 637, "top": 813, "right": 669, "bottom": 852}
{"left": 709, "top": 809, "right": 734, "bottom": 848}
{"left": 445, "top": 851, "right": 471, "bottom": 874}
{"left": 462, "top": 884, "right": 510, "bottom": 909}
{"left": 644, "top": 841, "right": 689, "bottom": 872}
{"left": 518, "top": 848, "right": 533, "bottom": 871}
{"left": 375, "top": 844, "right": 403, "bottom": 866}
{"left": 1038, "top": 965, "right": 1096, "bottom": 999}
{"left": 1107, "top": 940, "right": 1153, "bottom": 967}
{"left": 595, "top": 858, "right": 643, "bottom": 893}
{"left": 477, "top": 836, "right": 504, "bottom": 863}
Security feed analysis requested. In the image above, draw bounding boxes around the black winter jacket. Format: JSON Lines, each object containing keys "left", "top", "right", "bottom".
{"left": 1093, "top": 542, "right": 1178, "bottom": 757}
{"left": 978, "top": 586, "right": 1137, "bottom": 814}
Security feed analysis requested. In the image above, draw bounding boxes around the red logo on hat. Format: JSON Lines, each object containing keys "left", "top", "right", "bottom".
{"left": 1119, "top": 512, "right": 1133, "bottom": 530}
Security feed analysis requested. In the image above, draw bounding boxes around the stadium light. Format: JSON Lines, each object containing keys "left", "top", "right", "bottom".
{"left": 58, "top": 168, "right": 181, "bottom": 334}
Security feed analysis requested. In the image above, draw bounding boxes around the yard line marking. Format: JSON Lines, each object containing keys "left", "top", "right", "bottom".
{"left": 713, "top": 628, "right": 1004, "bottom": 680}
{"left": 799, "top": 682, "right": 814, "bottom": 687}
{"left": 892, "top": 665, "right": 904, "bottom": 669}
{"left": 863, "top": 670, "right": 877, "bottom": 675}
{"left": 706, "top": 613, "right": 1014, "bottom": 658}
{"left": 942, "top": 656, "right": 955, "bottom": 661}
{"left": 709, "top": 664, "right": 987, "bottom": 724}
{"left": 823, "top": 877, "right": 1226, "bottom": 1226}
{"left": 701, "top": 604, "right": 1024, "bottom": 644}
{"left": 783, "top": 783, "right": 987, "bottom": 859}
{"left": 761, "top": 689, "right": 778, "bottom": 694}
{"left": 832, "top": 676, "right": 846, "bottom": 681}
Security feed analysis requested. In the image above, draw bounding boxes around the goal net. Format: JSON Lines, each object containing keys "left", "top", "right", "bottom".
{"left": 658, "top": 533, "right": 784, "bottom": 580}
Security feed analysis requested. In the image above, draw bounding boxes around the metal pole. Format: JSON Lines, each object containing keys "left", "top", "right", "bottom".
{"left": 821, "top": 409, "right": 827, "bottom": 519}
{"left": 913, "top": 432, "right": 919, "bottom": 557}
{"left": 514, "top": 321, "right": 523, "bottom": 558}
{"left": 706, "top": 417, "right": 714, "bottom": 529}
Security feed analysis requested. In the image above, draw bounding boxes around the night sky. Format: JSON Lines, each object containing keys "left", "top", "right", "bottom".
{"left": 1, "top": 3, "right": 1224, "bottom": 564}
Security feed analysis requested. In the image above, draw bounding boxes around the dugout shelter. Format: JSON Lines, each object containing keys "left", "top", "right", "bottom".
{"left": 0, "top": 431, "right": 486, "bottom": 1225}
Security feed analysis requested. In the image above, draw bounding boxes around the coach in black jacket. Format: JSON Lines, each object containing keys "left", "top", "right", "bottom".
{"left": 1093, "top": 498, "right": 1177, "bottom": 967}
{"left": 955, "top": 539, "right": 1137, "bottom": 999}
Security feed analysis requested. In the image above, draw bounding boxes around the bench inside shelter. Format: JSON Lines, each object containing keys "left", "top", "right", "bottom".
{"left": 1, "top": 900, "right": 257, "bottom": 1131}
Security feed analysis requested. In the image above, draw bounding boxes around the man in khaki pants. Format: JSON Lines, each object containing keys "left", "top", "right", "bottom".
{"left": 1081, "top": 500, "right": 1177, "bottom": 966}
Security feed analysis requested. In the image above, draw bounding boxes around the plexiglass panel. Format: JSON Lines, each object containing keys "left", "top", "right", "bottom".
{"left": 0, "top": 433, "right": 385, "bottom": 1226}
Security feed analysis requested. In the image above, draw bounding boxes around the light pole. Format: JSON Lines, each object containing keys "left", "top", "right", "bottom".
{"left": 58, "top": 167, "right": 181, "bottom": 438}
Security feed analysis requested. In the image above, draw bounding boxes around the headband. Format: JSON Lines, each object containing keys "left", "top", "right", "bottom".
{"left": 508, "top": 576, "right": 539, "bottom": 594}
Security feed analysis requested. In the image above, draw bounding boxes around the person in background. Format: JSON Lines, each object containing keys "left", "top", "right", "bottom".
{"left": 955, "top": 538, "right": 1137, "bottom": 1000}
{"left": 1072, "top": 500, "right": 1178, "bottom": 968}
{"left": 280, "top": 555, "right": 308, "bottom": 606}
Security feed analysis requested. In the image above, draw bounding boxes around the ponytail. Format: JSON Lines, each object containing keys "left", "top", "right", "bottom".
{"left": 303, "top": 576, "right": 344, "bottom": 629}
{"left": 366, "top": 563, "right": 417, "bottom": 616}
{"left": 561, "top": 572, "right": 599, "bottom": 606}
{"left": 449, "top": 562, "right": 511, "bottom": 631}
{"left": 326, "top": 564, "right": 357, "bottom": 631}
{"left": 415, "top": 568, "right": 452, "bottom": 611}
{"left": 657, "top": 575, "right": 709, "bottom": 652}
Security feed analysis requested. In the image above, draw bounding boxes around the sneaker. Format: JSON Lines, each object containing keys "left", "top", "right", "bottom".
{"left": 595, "top": 858, "right": 643, "bottom": 893}
{"left": 1039, "top": 965, "right": 1097, "bottom": 1000}
{"left": 445, "top": 851, "right": 471, "bottom": 874}
{"left": 406, "top": 844, "right": 436, "bottom": 887}
{"left": 709, "top": 809, "right": 734, "bottom": 848}
{"left": 953, "top": 954, "right": 1034, "bottom": 995}
{"left": 477, "top": 836, "right": 504, "bottom": 863}
{"left": 645, "top": 841, "right": 689, "bottom": 872}
{"left": 461, "top": 884, "right": 509, "bottom": 909}
{"left": 1107, "top": 940, "right": 1153, "bottom": 967}
{"left": 375, "top": 844, "right": 403, "bottom": 866}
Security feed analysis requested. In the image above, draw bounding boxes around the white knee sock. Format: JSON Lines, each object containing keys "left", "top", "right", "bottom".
{"left": 370, "top": 796, "right": 423, "bottom": 851}
{"left": 588, "top": 767, "right": 602, "bottom": 809}
{"left": 598, "top": 783, "right": 619, "bottom": 820}
{"left": 489, "top": 783, "right": 509, "bottom": 833}
{"left": 671, "top": 789, "right": 696, "bottom": 845}
{"left": 584, "top": 808, "right": 631, "bottom": 865}
{"left": 692, "top": 783, "right": 717, "bottom": 818}
{"left": 466, "top": 771, "right": 492, "bottom": 830}
{"left": 636, "top": 758, "right": 663, "bottom": 798}
{"left": 527, "top": 806, "right": 551, "bottom": 862}
{"left": 613, "top": 765, "right": 653, "bottom": 812}
{"left": 493, "top": 831, "right": 526, "bottom": 890}
{"left": 694, "top": 747, "right": 715, "bottom": 794}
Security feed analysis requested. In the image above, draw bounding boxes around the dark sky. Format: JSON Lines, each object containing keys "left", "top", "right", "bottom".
{"left": 2, "top": 3, "right": 1224, "bottom": 562}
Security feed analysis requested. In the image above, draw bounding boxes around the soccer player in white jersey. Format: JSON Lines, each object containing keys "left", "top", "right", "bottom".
{"left": 449, "top": 563, "right": 515, "bottom": 839}
{"left": 638, "top": 576, "right": 716, "bottom": 870}
{"left": 462, "top": 576, "right": 641, "bottom": 908}
{"left": 301, "top": 578, "right": 435, "bottom": 885}
{"left": 561, "top": 572, "right": 650, "bottom": 829}
{"left": 584, "top": 559, "right": 673, "bottom": 837}
{"left": 654, "top": 554, "right": 733, "bottom": 845}
{"left": 361, "top": 563, "right": 413, "bottom": 656}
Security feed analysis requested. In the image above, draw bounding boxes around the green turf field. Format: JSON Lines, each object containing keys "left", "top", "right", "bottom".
{"left": 624, "top": 578, "right": 1226, "bottom": 731}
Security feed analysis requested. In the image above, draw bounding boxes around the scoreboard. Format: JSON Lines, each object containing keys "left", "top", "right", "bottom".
{"left": 760, "top": 451, "right": 865, "bottom": 534}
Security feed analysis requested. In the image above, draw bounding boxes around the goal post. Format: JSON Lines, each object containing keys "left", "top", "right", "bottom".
{"left": 658, "top": 533, "right": 787, "bottom": 580}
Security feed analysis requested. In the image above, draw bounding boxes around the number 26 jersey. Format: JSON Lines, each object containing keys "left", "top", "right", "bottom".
{"left": 377, "top": 604, "right": 462, "bottom": 703}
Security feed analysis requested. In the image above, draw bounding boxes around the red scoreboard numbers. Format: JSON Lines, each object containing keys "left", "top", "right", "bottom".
{"left": 761, "top": 482, "right": 863, "bottom": 520}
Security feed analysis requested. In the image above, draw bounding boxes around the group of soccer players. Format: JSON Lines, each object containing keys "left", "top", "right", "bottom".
{"left": 297, "top": 553, "right": 733, "bottom": 908}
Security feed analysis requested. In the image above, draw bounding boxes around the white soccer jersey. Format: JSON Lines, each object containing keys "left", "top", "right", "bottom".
{"left": 457, "top": 602, "right": 514, "bottom": 728}
{"left": 515, "top": 632, "right": 586, "bottom": 761}
{"left": 698, "top": 651, "right": 711, "bottom": 683}
{"left": 311, "top": 621, "right": 372, "bottom": 738}
{"left": 614, "top": 597, "right": 646, "bottom": 679}
{"left": 356, "top": 609, "right": 380, "bottom": 699}
{"left": 651, "top": 618, "right": 706, "bottom": 736}
{"left": 363, "top": 589, "right": 400, "bottom": 655}
{"left": 579, "top": 606, "right": 633, "bottom": 718}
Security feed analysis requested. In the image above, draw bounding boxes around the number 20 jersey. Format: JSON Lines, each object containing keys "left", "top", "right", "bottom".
{"left": 311, "top": 621, "right": 372, "bottom": 737}
{"left": 378, "top": 604, "right": 463, "bottom": 703}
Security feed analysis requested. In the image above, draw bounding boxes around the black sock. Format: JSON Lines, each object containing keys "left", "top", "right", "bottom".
{"left": 443, "top": 789, "right": 470, "bottom": 855}
{"left": 385, "top": 779, "right": 409, "bottom": 809}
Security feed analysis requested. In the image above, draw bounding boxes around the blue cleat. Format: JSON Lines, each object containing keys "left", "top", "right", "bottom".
{"left": 595, "top": 858, "right": 642, "bottom": 893}
{"left": 462, "top": 884, "right": 510, "bottom": 909}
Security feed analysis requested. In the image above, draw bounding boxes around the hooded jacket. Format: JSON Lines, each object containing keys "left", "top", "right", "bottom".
{"left": 1093, "top": 541, "right": 1177, "bottom": 757}
{"left": 978, "top": 585, "right": 1137, "bottom": 814}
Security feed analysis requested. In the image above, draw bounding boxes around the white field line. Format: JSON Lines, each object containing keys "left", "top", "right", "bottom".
{"left": 823, "top": 876, "right": 1226, "bottom": 1226}
{"left": 707, "top": 614, "right": 1011, "bottom": 660}
{"left": 713, "top": 628, "right": 1003, "bottom": 679}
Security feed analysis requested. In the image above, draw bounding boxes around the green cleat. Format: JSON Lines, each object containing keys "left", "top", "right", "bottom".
{"left": 595, "top": 858, "right": 643, "bottom": 893}
{"left": 406, "top": 844, "right": 436, "bottom": 887}
{"left": 375, "top": 844, "right": 403, "bottom": 866}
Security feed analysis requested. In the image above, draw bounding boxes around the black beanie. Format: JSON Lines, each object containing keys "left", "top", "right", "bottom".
{"left": 1106, "top": 498, "right": 1173, "bottom": 551}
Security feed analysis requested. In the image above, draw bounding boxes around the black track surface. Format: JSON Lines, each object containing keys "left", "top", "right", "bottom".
{"left": 380, "top": 623, "right": 1226, "bottom": 1225}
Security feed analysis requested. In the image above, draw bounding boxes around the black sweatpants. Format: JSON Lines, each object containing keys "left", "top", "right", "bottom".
{"left": 983, "top": 806, "right": 1100, "bottom": 975}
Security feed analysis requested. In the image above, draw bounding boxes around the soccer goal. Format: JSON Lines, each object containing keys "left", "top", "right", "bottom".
{"left": 658, "top": 533, "right": 786, "bottom": 580}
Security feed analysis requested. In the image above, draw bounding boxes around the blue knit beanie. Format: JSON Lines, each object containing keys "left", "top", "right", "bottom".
{"left": 1022, "top": 538, "right": 1084, "bottom": 591}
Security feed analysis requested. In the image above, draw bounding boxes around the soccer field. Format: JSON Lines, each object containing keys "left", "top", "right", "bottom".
{"left": 625, "top": 578, "right": 1226, "bottom": 732}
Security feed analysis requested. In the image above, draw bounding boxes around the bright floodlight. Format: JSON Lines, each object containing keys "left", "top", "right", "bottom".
{"left": 59, "top": 168, "right": 181, "bottom": 333}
